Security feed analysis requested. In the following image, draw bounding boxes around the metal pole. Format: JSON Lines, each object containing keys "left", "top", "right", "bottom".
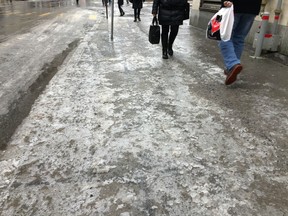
{"left": 111, "top": 0, "right": 114, "bottom": 40}
{"left": 271, "top": 0, "right": 282, "bottom": 35}
{"left": 105, "top": 0, "right": 108, "bottom": 19}
{"left": 254, "top": 12, "right": 269, "bottom": 58}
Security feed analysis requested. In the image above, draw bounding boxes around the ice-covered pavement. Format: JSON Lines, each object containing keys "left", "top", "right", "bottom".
{"left": 1, "top": 3, "right": 288, "bottom": 216}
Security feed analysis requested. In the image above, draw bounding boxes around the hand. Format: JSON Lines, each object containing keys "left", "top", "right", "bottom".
{"left": 223, "top": 1, "right": 233, "bottom": 7}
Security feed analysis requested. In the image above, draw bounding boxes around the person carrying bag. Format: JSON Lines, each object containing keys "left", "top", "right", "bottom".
{"left": 218, "top": 0, "right": 261, "bottom": 85}
{"left": 152, "top": 0, "right": 187, "bottom": 59}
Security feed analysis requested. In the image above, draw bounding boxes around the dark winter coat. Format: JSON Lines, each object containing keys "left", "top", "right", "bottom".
{"left": 152, "top": 0, "right": 187, "bottom": 25}
{"left": 221, "top": 0, "right": 261, "bottom": 15}
{"left": 133, "top": 0, "right": 143, "bottom": 9}
{"left": 118, "top": 0, "right": 123, "bottom": 6}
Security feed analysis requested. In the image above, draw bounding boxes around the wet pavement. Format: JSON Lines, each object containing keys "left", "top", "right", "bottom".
{"left": 0, "top": 0, "right": 75, "bottom": 42}
{"left": 0, "top": 1, "right": 288, "bottom": 215}
{"left": 0, "top": 0, "right": 101, "bottom": 42}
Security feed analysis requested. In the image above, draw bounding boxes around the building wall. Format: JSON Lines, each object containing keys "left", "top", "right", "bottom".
{"left": 190, "top": 0, "right": 288, "bottom": 56}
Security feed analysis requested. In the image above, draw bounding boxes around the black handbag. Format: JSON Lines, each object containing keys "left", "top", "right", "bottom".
{"left": 184, "top": 2, "right": 190, "bottom": 20}
{"left": 149, "top": 17, "right": 160, "bottom": 44}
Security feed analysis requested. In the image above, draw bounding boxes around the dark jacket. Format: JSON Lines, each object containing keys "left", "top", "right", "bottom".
{"left": 133, "top": 0, "right": 143, "bottom": 9}
{"left": 118, "top": 0, "right": 123, "bottom": 6}
{"left": 152, "top": 0, "right": 187, "bottom": 25}
{"left": 221, "top": 0, "right": 261, "bottom": 15}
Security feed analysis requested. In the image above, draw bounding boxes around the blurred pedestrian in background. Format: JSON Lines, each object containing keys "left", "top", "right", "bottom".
{"left": 133, "top": 0, "right": 143, "bottom": 22}
{"left": 118, "top": 0, "right": 125, "bottom": 16}
{"left": 219, "top": 0, "right": 261, "bottom": 85}
{"left": 152, "top": 0, "right": 187, "bottom": 59}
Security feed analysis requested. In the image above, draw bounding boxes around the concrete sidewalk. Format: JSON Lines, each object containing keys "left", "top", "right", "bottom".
{"left": 0, "top": 3, "right": 288, "bottom": 216}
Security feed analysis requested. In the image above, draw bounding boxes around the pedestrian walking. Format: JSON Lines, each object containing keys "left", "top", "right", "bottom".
{"left": 102, "top": 0, "right": 110, "bottom": 6}
{"left": 118, "top": 0, "right": 125, "bottom": 16}
{"left": 219, "top": 0, "right": 261, "bottom": 85}
{"left": 152, "top": 0, "right": 187, "bottom": 59}
{"left": 132, "top": 0, "right": 143, "bottom": 22}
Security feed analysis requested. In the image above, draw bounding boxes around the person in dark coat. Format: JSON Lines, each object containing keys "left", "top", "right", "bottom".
{"left": 118, "top": 0, "right": 125, "bottom": 16}
{"left": 220, "top": 0, "right": 261, "bottom": 85}
{"left": 132, "top": 0, "right": 143, "bottom": 22}
{"left": 152, "top": 0, "right": 187, "bottom": 59}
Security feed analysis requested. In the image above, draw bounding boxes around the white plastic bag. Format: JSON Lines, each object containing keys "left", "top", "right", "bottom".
{"left": 206, "top": 5, "right": 234, "bottom": 41}
{"left": 220, "top": 5, "right": 234, "bottom": 41}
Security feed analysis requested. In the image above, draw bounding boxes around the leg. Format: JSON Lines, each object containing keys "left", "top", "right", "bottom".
{"left": 161, "top": 25, "right": 169, "bottom": 59}
{"left": 118, "top": 4, "right": 124, "bottom": 16}
{"left": 232, "top": 14, "right": 256, "bottom": 59}
{"left": 219, "top": 14, "right": 241, "bottom": 71}
{"left": 137, "top": 8, "right": 141, "bottom": 21}
{"left": 168, "top": 25, "right": 179, "bottom": 56}
{"left": 219, "top": 13, "right": 255, "bottom": 70}
{"left": 134, "top": 8, "right": 137, "bottom": 22}
{"left": 221, "top": 13, "right": 256, "bottom": 85}
{"left": 223, "top": 14, "right": 255, "bottom": 85}
{"left": 118, "top": 4, "right": 121, "bottom": 14}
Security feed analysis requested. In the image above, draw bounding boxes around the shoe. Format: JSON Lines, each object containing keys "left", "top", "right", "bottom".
{"left": 225, "top": 64, "right": 243, "bottom": 85}
{"left": 134, "top": 19, "right": 137, "bottom": 22}
{"left": 162, "top": 51, "right": 168, "bottom": 59}
{"left": 162, "top": 54, "right": 168, "bottom": 59}
{"left": 138, "top": 17, "right": 141, "bottom": 21}
{"left": 120, "top": 12, "right": 125, "bottom": 16}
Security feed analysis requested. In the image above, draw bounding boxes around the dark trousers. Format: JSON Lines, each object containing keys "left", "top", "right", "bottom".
{"left": 161, "top": 25, "right": 179, "bottom": 51}
{"left": 134, "top": 8, "right": 141, "bottom": 19}
{"left": 118, "top": 4, "right": 124, "bottom": 15}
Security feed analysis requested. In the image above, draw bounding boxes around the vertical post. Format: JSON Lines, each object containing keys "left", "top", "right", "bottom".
{"left": 254, "top": 12, "right": 269, "bottom": 57}
{"left": 105, "top": 0, "right": 108, "bottom": 19}
{"left": 260, "top": 0, "right": 268, "bottom": 13}
{"left": 271, "top": 0, "right": 282, "bottom": 35}
{"left": 111, "top": 0, "right": 114, "bottom": 40}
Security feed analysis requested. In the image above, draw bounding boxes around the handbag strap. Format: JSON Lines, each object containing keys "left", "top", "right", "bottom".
{"left": 152, "top": 16, "right": 159, "bottom": 26}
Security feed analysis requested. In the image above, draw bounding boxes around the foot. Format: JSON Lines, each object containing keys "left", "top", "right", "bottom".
{"left": 138, "top": 17, "right": 141, "bottom": 21}
{"left": 120, "top": 12, "right": 125, "bottom": 16}
{"left": 134, "top": 19, "right": 137, "bottom": 22}
{"left": 162, "top": 51, "right": 168, "bottom": 59}
{"left": 168, "top": 48, "right": 173, "bottom": 56}
{"left": 225, "top": 64, "right": 243, "bottom": 85}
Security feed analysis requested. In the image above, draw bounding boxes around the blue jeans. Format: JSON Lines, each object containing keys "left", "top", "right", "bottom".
{"left": 219, "top": 13, "right": 256, "bottom": 70}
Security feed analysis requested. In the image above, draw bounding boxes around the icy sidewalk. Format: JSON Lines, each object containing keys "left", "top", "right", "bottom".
{"left": 1, "top": 5, "right": 288, "bottom": 216}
